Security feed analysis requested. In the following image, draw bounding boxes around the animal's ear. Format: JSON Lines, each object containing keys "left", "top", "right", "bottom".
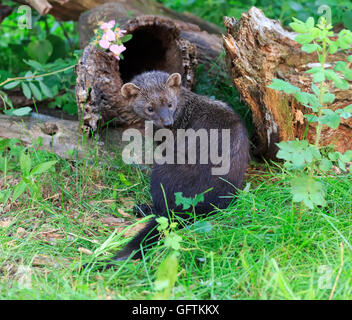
{"left": 121, "top": 83, "right": 140, "bottom": 100}
{"left": 166, "top": 73, "right": 182, "bottom": 91}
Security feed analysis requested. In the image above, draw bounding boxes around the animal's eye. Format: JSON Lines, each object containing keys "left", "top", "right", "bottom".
{"left": 147, "top": 106, "right": 154, "bottom": 113}
{"left": 168, "top": 102, "right": 172, "bottom": 108}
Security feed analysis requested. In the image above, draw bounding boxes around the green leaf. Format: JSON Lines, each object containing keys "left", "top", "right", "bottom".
{"left": 27, "top": 39, "right": 53, "bottom": 64}
{"left": 189, "top": 221, "right": 213, "bottom": 234}
{"left": 29, "top": 82, "right": 42, "bottom": 101}
{"left": 21, "top": 82, "right": 31, "bottom": 99}
{"left": 268, "top": 79, "right": 300, "bottom": 94}
{"left": 301, "top": 43, "right": 320, "bottom": 53}
{"left": 12, "top": 181, "right": 27, "bottom": 202}
{"left": 291, "top": 176, "right": 326, "bottom": 209}
{"left": 344, "top": 105, "right": 352, "bottom": 113}
{"left": 295, "top": 33, "right": 314, "bottom": 44}
{"left": 164, "top": 232, "right": 182, "bottom": 251}
{"left": 276, "top": 140, "right": 320, "bottom": 170}
{"left": 156, "top": 216, "right": 169, "bottom": 232}
{"left": 4, "top": 107, "right": 32, "bottom": 117}
{"left": 313, "top": 71, "right": 325, "bottom": 83}
{"left": 328, "top": 152, "right": 339, "bottom": 161}
{"left": 342, "top": 68, "right": 352, "bottom": 81}
{"left": 38, "top": 81, "right": 53, "bottom": 98}
{"left": 319, "top": 110, "right": 340, "bottom": 129}
{"left": 289, "top": 21, "right": 307, "bottom": 33}
{"left": 319, "top": 159, "right": 332, "bottom": 172}
{"left": 19, "top": 151, "right": 31, "bottom": 176}
{"left": 325, "top": 69, "right": 349, "bottom": 89}
{"left": 338, "top": 159, "right": 346, "bottom": 171}
{"left": 0, "top": 189, "right": 12, "bottom": 204}
{"left": 306, "top": 67, "right": 323, "bottom": 74}
{"left": 24, "top": 71, "right": 33, "bottom": 81}
{"left": 118, "top": 173, "right": 132, "bottom": 186}
{"left": 23, "top": 59, "right": 43, "bottom": 70}
{"left": 305, "top": 17, "right": 314, "bottom": 29}
{"left": 120, "top": 34, "right": 132, "bottom": 43}
{"left": 3, "top": 81, "right": 20, "bottom": 90}
{"left": 30, "top": 160, "right": 57, "bottom": 176}
{"left": 304, "top": 114, "right": 318, "bottom": 122}
{"left": 175, "top": 192, "right": 204, "bottom": 210}
{"left": 311, "top": 84, "right": 320, "bottom": 96}
{"left": 335, "top": 61, "right": 347, "bottom": 72}
{"left": 153, "top": 253, "right": 178, "bottom": 299}
{"left": 323, "top": 93, "right": 335, "bottom": 104}
{"left": 339, "top": 150, "right": 352, "bottom": 163}
{"left": 328, "top": 41, "right": 338, "bottom": 54}
{"left": 295, "top": 91, "right": 321, "bottom": 112}
{"left": 0, "top": 91, "right": 13, "bottom": 108}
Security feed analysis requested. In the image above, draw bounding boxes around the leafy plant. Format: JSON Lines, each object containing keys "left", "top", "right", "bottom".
{"left": 152, "top": 189, "right": 210, "bottom": 299}
{"left": 0, "top": 138, "right": 57, "bottom": 204}
{"left": 0, "top": 6, "right": 79, "bottom": 116}
{"left": 268, "top": 16, "right": 352, "bottom": 209}
{"left": 152, "top": 216, "right": 181, "bottom": 299}
{"left": 0, "top": 56, "right": 78, "bottom": 116}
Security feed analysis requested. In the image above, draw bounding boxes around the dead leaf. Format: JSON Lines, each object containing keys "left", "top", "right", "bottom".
{"left": 119, "top": 197, "right": 135, "bottom": 209}
{"left": 78, "top": 247, "right": 93, "bottom": 255}
{"left": 295, "top": 109, "right": 304, "bottom": 125}
{"left": 0, "top": 218, "right": 13, "bottom": 228}
{"left": 117, "top": 208, "right": 133, "bottom": 218}
{"left": 16, "top": 227, "right": 26, "bottom": 238}
{"left": 100, "top": 216, "right": 125, "bottom": 226}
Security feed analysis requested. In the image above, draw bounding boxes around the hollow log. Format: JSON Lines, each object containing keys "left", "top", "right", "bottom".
{"left": 75, "top": 13, "right": 223, "bottom": 134}
{"left": 223, "top": 7, "right": 352, "bottom": 159}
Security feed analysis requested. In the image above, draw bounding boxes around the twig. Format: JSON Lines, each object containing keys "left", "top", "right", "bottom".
{"left": 329, "top": 242, "right": 344, "bottom": 300}
{"left": 0, "top": 65, "right": 76, "bottom": 88}
{"left": 25, "top": 0, "right": 52, "bottom": 16}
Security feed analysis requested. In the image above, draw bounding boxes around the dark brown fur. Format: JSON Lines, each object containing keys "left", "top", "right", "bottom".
{"left": 113, "top": 71, "right": 249, "bottom": 261}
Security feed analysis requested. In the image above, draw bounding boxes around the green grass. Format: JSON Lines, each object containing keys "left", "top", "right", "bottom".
{"left": 1, "top": 142, "right": 351, "bottom": 300}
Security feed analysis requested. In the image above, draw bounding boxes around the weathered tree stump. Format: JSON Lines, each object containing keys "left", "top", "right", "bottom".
{"left": 223, "top": 7, "right": 352, "bottom": 159}
{"left": 76, "top": 9, "right": 223, "bottom": 134}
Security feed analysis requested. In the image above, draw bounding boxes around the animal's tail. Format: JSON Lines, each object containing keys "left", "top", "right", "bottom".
{"left": 112, "top": 218, "right": 159, "bottom": 261}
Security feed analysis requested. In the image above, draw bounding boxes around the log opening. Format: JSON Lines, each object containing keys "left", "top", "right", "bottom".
{"left": 119, "top": 25, "right": 184, "bottom": 82}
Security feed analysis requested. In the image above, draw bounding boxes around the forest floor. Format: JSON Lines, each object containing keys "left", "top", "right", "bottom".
{"left": 0, "top": 139, "right": 351, "bottom": 299}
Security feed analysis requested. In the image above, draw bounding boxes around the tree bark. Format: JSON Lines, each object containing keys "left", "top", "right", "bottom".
{"left": 223, "top": 7, "right": 352, "bottom": 159}
{"left": 76, "top": 9, "right": 223, "bottom": 134}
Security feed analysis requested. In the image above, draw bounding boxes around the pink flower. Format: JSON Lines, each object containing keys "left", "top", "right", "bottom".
{"left": 118, "top": 29, "right": 127, "bottom": 37}
{"left": 99, "top": 39, "right": 110, "bottom": 49}
{"left": 103, "top": 29, "right": 116, "bottom": 41}
{"left": 100, "top": 20, "right": 115, "bottom": 31}
{"left": 109, "top": 44, "right": 126, "bottom": 60}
